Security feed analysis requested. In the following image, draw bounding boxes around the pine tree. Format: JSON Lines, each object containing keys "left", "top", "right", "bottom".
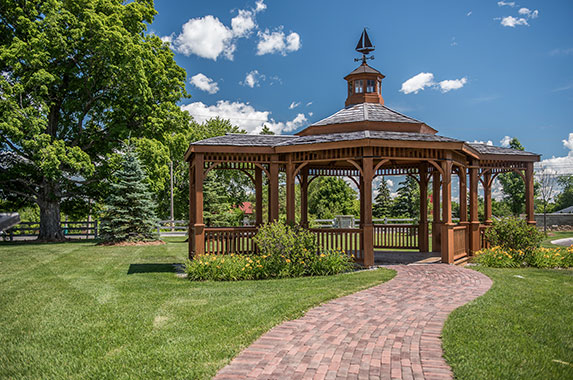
{"left": 373, "top": 177, "right": 392, "bottom": 218}
{"left": 391, "top": 176, "right": 420, "bottom": 218}
{"left": 99, "top": 146, "right": 158, "bottom": 243}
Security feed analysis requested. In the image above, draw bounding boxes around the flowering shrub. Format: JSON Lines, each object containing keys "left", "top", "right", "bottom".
{"left": 485, "top": 217, "right": 543, "bottom": 253}
{"left": 472, "top": 245, "right": 573, "bottom": 269}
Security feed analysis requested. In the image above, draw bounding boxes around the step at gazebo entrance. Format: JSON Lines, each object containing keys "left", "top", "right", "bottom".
{"left": 185, "top": 30, "right": 539, "bottom": 266}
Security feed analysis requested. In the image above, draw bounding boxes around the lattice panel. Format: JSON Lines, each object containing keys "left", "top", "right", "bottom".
{"left": 204, "top": 152, "right": 271, "bottom": 163}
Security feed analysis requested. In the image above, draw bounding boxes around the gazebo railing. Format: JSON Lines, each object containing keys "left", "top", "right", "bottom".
{"left": 479, "top": 224, "right": 491, "bottom": 250}
{"left": 373, "top": 224, "right": 419, "bottom": 249}
{"left": 204, "top": 227, "right": 258, "bottom": 255}
{"left": 309, "top": 228, "right": 363, "bottom": 261}
{"left": 453, "top": 225, "right": 469, "bottom": 260}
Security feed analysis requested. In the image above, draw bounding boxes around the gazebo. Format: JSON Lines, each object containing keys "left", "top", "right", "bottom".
{"left": 184, "top": 30, "right": 539, "bottom": 266}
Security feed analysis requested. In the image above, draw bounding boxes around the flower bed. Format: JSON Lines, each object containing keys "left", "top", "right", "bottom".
{"left": 472, "top": 245, "right": 573, "bottom": 268}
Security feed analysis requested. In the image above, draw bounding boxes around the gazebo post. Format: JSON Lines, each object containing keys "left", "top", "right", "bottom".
{"left": 255, "top": 166, "right": 263, "bottom": 226}
{"left": 432, "top": 171, "right": 441, "bottom": 252}
{"left": 441, "top": 159, "right": 454, "bottom": 264}
{"left": 419, "top": 164, "right": 429, "bottom": 252}
{"left": 300, "top": 167, "right": 309, "bottom": 228}
{"left": 286, "top": 158, "right": 296, "bottom": 224}
{"left": 362, "top": 149, "right": 374, "bottom": 267}
{"left": 469, "top": 164, "right": 481, "bottom": 255}
{"left": 458, "top": 167, "right": 468, "bottom": 224}
{"left": 190, "top": 153, "right": 205, "bottom": 258}
{"left": 525, "top": 162, "right": 536, "bottom": 225}
{"left": 483, "top": 172, "right": 493, "bottom": 224}
{"left": 269, "top": 156, "right": 280, "bottom": 222}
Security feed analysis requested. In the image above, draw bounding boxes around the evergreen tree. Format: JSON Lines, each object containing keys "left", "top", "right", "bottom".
{"left": 259, "top": 125, "right": 275, "bottom": 135}
{"left": 498, "top": 138, "right": 526, "bottom": 215}
{"left": 99, "top": 146, "right": 158, "bottom": 243}
{"left": 391, "top": 176, "right": 420, "bottom": 218}
{"left": 373, "top": 177, "right": 392, "bottom": 218}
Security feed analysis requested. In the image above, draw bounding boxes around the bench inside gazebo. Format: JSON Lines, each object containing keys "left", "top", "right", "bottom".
{"left": 184, "top": 31, "right": 539, "bottom": 266}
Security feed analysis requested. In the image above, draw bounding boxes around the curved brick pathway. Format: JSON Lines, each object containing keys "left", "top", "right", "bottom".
{"left": 215, "top": 265, "right": 492, "bottom": 380}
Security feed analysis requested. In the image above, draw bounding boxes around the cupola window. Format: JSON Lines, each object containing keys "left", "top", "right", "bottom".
{"left": 355, "top": 80, "right": 363, "bottom": 94}
{"left": 366, "top": 79, "right": 375, "bottom": 93}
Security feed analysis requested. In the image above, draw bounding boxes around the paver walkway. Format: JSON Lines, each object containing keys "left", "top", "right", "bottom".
{"left": 214, "top": 265, "right": 492, "bottom": 380}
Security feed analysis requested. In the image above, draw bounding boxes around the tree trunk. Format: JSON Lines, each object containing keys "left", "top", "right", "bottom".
{"left": 37, "top": 181, "right": 65, "bottom": 241}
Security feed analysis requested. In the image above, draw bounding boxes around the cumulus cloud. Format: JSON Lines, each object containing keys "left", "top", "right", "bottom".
{"left": 400, "top": 73, "right": 435, "bottom": 94}
{"left": 497, "top": 1, "right": 516, "bottom": 7}
{"left": 438, "top": 77, "right": 467, "bottom": 92}
{"left": 181, "top": 100, "right": 307, "bottom": 134}
{"left": 537, "top": 133, "right": 573, "bottom": 176}
{"left": 289, "top": 101, "right": 301, "bottom": 109}
{"left": 500, "top": 135, "right": 512, "bottom": 147}
{"left": 167, "top": 1, "right": 268, "bottom": 60}
{"left": 500, "top": 16, "right": 529, "bottom": 27}
{"left": 401, "top": 73, "right": 467, "bottom": 94}
{"left": 518, "top": 8, "right": 539, "bottom": 18}
{"left": 189, "top": 73, "right": 219, "bottom": 94}
{"left": 256, "top": 28, "right": 301, "bottom": 55}
{"left": 468, "top": 140, "right": 494, "bottom": 146}
{"left": 240, "top": 70, "right": 265, "bottom": 88}
{"left": 386, "top": 179, "right": 394, "bottom": 188}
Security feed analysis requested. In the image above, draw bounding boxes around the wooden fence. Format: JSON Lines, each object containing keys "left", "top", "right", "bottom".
{"left": 309, "top": 228, "right": 363, "bottom": 261}
{"left": 2, "top": 221, "right": 98, "bottom": 241}
{"left": 373, "top": 224, "right": 419, "bottom": 249}
{"left": 204, "top": 227, "right": 258, "bottom": 255}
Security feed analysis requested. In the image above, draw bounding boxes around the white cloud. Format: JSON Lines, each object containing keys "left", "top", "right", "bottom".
{"left": 289, "top": 101, "right": 301, "bottom": 109}
{"left": 256, "top": 28, "right": 301, "bottom": 55}
{"left": 400, "top": 73, "right": 435, "bottom": 94}
{"left": 564, "top": 133, "right": 573, "bottom": 151}
{"left": 497, "top": 1, "right": 516, "bottom": 7}
{"left": 500, "top": 136, "right": 512, "bottom": 147}
{"left": 181, "top": 100, "right": 306, "bottom": 134}
{"left": 255, "top": 0, "right": 267, "bottom": 12}
{"left": 240, "top": 70, "right": 265, "bottom": 88}
{"left": 308, "top": 112, "right": 313, "bottom": 117}
{"left": 467, "top": 11, "right": 472, "bottom": 16}
{"left": 500, "top": 16, "right": 529, "bottom": 27}
{"left": 231, "top": 9, "right": 257, "bottom": 38}
{"left": 306, "top": 101, "right": 313, "bottom": 106}
{"left": 189, "top": 73, "right": 219, "bottom": 94}
{"left": 438, "top": 77, "right": 467, "bottom": 92}
{"left": 401, "top": 73, "right": 467, "bottom": 94}
{"left": 386, "top": 179, "right": 394, "bottom": 188}
{"left": 469, "top": 140, "right": 494, "bottom": 146}
{"left": 172, "top": 15, "right": 235, "bottom": 60}
{"left": 537, "top": 134, "right": 573, "bottom": 176}
{"left": 518, "top": 8, "right": 539, "bottom": 18}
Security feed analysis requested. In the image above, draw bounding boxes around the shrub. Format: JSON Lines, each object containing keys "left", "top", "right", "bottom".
{"left": 472, "top": 245, "right": 573, "bottom": 269}
{"left": 185, "top": 221, "right": 355, "bottom": 281}
{"left": 485, "top": 217, "right": 543, "bottom": 252}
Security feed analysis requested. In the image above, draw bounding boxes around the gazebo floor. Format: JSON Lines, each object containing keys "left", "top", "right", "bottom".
{"left": 374, "top": 250, "right": 441, "bottom": 265}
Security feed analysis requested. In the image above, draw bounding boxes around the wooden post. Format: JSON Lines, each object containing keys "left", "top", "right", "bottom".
{"left": 255, "top": 166, "right": 263, "bottom": 226}
{"left": 483, "top": 171, "right": 492, "bottom": 225}
{"left": 441, "top": 159, "right": 454, "bottom": 264}
{"left": 286, "top": 158, "right": 296, "bottom": 224}
{"left": 300, "top": 167, "right": 309, "bottom": 228}
{"left": 525, "top": 162, "right": 535, "bottom": 225}
{"left": 190, "top": 153, "right": 205, "bottom": 258}
{"left": 362, "top": 148, "right": 374, "bottom": 267}
{"left": 469, "top": 165, "right": 481, "bottom": 255}
{"left": 458, "top": 167, "right": 468, "bottom": 223}
{"left": 269, "top": 156, "right": 280, "bottom": 222}
{"left": 419, "top": 165, "right": 429, "bottom": 252}
{"left": 432, "top": 171, "right": 441, "bottom": 252}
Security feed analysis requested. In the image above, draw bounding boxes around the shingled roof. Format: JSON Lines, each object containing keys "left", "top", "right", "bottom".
{"left": 346, "top": 64, "right": 383, "bottom": 76}
{"left": 467, "top": 143, "right": 539, "bottom": 157}
{"left": 310, "top": 103, "right": 423, "bottom": 127}
{"left": 191, "top": 134, "right": 295, "bottom": 147}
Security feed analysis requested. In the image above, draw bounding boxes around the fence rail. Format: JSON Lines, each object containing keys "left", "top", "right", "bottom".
{"left": 373, "top": 224, "right": 419, "bottom": 249}
{"left": 204, "top": 227, "right": 258, "bottom": 255}
{"left": 157, "top": 220, "right": 188, "bottom": 235}
{"left": 2, "top": 221, "right": 98, "bottom": 240}
{"left": 309, "top": 228, "right": 363, "bottom": 261}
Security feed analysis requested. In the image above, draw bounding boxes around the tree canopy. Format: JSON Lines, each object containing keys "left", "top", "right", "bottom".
{"left": 308, "top": 177, "right": 357, "bottom": 219}
{"left": 0, "top": 0, "right": 189, "bottom": 240}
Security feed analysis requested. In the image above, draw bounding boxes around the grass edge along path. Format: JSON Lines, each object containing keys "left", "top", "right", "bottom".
{"left": 0, "top": 239, "right": 395, "bottom": 380}
{"left": 442, "top": 266, "right": 573, "bottom": 380}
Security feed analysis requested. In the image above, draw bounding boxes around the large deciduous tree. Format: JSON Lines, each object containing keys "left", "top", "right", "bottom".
{"left": 0, "top": 0, "right": 189, "bottom": 240}
{"left": 308, "top": 177, "right": 357, "bottom": 219}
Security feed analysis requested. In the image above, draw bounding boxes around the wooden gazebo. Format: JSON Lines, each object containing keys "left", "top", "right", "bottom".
{"left": 184, "top": 32, "right": 539, "bottom": 266}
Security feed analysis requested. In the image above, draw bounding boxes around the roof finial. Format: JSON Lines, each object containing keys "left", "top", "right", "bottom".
{"left": 355, "top": 28, "right": 375, "bottom": 64}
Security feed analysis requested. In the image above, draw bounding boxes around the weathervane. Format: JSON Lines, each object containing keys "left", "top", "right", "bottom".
{"left": 354, "top": 28, "right": 375, "bottom": 64}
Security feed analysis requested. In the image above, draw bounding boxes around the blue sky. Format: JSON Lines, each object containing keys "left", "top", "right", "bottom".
{"left": 151, "top": 0, "right": 573, "bottom": 177}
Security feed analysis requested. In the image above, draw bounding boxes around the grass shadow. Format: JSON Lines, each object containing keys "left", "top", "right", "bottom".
{"left": 127, "top": 263, "right": 180, "bottom": 275}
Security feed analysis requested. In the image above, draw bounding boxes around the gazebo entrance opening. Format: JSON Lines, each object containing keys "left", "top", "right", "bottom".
{"left": 186, "top": 30, "right": 539, "bottom": 266}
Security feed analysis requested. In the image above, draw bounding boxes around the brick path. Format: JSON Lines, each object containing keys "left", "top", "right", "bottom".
{"left": 214, "top": 264, "right": 492, "bottom": 380}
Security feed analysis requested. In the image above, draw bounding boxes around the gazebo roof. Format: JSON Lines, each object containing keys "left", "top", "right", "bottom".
{"left": 467, "top": 143, "right": 539, "bottom": 157}
{"left": 309, "top": 103, "right": 422, "bottom": 127}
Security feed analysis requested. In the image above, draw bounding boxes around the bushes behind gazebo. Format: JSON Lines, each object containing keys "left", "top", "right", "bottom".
{"left": 185, "top": 221, "right": 354, "bottom": 281}
{"left": 473, "top": 217, "right": 573, "bottom": 268}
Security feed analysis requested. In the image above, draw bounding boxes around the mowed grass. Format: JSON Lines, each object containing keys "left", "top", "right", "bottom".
{"left": 541, "top": 231, "right": 573, "bottom": 248}
{"left": 443, "top": 267, "right": 573, "bottom": 380}
{"left": 0, "top": 238, "right": 395, "bottom": 379}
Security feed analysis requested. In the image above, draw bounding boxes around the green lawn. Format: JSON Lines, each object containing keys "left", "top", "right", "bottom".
{"left": 443, "top": 266, "right": 573, "bottom": 380}
{"left": 0, "top": 238, "right": 395, "bottom": 379}
{"left": 541, "top": 231, "right": 573, "bottom": 248}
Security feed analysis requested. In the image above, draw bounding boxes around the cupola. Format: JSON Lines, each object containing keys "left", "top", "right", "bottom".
{"left": 344, "top": 29, "right": 385, "bottom": 106}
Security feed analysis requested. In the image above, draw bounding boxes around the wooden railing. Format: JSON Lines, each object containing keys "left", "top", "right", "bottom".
{"left": 453, "top": 225, "right": 469, "bottom": 260}
{"left": 373, "top": 224, "right": 419, "bottom": 249}
{"left": 3, "top": 221, "right": 98, "bottom": 240}
{"left": 479, "top": 225, "right": 491, "bottom": 250}
{"left": 309, "top": 228, "right": 362, "bottom": 261}
{"left": 157, "top": 220, "right": 188, "bottom": 235}
{"left": 204, "top": 227, "right": 258, "bottom": 255}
